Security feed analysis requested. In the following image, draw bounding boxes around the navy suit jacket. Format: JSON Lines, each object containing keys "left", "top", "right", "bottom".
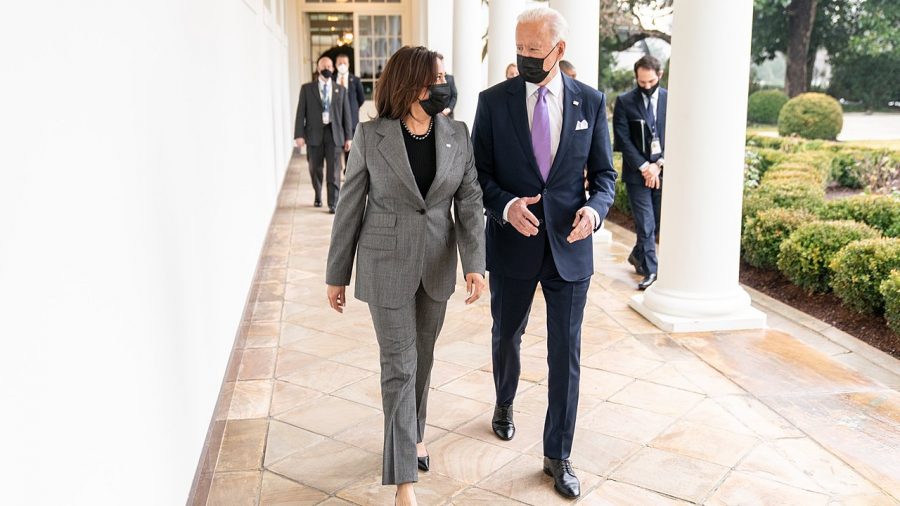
{"left": 472, "top": 74, "right": 617, "bottom": 282}
{"left": 343, "top": 73, "right": 366, "bottom": 131}
{"left": 612, "top": 87, "right": 667, "bottom": 185}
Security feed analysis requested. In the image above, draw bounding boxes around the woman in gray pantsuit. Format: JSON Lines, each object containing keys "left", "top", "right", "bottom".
{"left": 325, "top": 46, "right": 486, "bottom": 506}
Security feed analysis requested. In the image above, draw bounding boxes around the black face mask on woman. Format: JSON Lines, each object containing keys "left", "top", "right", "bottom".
{"left": 419, "top": 83, "right": 453, "bottom": 116}
{"left": 516, "top": 42, "right": 560, "bottom": 84}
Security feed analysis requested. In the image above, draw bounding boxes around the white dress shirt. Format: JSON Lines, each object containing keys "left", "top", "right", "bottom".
{"left": 318, "top": 76, "right": 332, "bottom": 125}
{"left": 503, "top": 70, "right": 599, "bottom": 230}
{"left": 639, "top": 87, "right": 663, "bottom": 171}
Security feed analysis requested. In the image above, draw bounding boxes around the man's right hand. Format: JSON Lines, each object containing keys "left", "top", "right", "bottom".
{"left": 295, "top": 138, "right": 306, "bottom": 148}
{"left": 327, "top": 285, "right": 346, "bottom": 313}
{"left": 508, "top": 195, "right": 542, "bottom": 237}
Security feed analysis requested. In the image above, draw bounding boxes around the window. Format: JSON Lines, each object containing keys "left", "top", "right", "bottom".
{"left": 357, "top": 14, "right": 402, "bottom": 99}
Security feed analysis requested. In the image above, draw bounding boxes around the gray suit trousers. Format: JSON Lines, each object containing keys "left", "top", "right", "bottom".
{"left": 368, "top": 284, "right": 447, "bottom": 485}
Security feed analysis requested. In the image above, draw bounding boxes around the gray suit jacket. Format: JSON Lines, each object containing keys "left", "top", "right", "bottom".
{"left": 294, "top": 79, "right": 353, "bottom": 147}
{"left": 326, "top": 114, "right": 486, "bottom": 309}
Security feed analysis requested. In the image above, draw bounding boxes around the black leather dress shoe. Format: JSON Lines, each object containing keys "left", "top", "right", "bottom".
{"left": 328, "top": 206, "right": 336, "bottom": 214}
{"left": 492, "top": 404, "right": 515, "bottom": 441}
{"left": 543, "top": 457, "right": 580, "bottom": 498}
{"left": 314, "top": 200, "right": 322, "bottom": 208}
{"left": 627, "top": 253, "right": 647, "bottom": 276}
{"left": 417, "top": 455, "right": 429, "bottom": 472}
{"left": 638, "top": 273, "right": 657, "bottom": 290}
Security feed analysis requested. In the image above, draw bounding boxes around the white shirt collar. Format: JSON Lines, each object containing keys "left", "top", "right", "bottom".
{"left": 639, "top": 87, "right": 659, "bottom": 102}
{"left": 526, "top": 69, "right": 564, "bottom": 98}
{"left": 318, "top": 76, "right": 332, "bottom": 86}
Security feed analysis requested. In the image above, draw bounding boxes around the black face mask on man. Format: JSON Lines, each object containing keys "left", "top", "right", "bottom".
{"left": 419, "top": 83, "right": 453, "bottom": 117}
{"left": 516, "top": 42, "right": 560, "bottom": 84}
{"left": 319, "top": 69, "right": 333, "bottom": 79}
{"left": 640, "top": 82, "right": 660, "bottom": 97}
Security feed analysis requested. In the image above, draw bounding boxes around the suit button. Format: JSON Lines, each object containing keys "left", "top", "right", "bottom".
{"left": 417, "top": 209, "right": 426, "bottom": 215}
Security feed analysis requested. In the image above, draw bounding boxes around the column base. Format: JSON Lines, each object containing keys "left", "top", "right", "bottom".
{"left": 629, "top": 293, "right": 767, "bottom": 333}
{"left": 592, "top": 223, "right": 612, "bottom": 244}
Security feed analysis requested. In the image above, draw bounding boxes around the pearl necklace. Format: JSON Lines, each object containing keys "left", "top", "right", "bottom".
{"left": 401, "top": 117, "right": 433, "bottom": 140}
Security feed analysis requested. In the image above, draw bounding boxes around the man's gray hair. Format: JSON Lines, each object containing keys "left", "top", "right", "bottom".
{"left": 516, "top": 6, "right": 568, "bottom": 44}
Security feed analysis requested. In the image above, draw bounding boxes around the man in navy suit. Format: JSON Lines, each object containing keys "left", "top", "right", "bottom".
{"left": 334, "top": 53, "right": 366, "bottom": 167}
{"left": 613, "top": 55, "right": 667, "bottom": 290}
{"left": 472, "top": 6, "right": 617, "bottom": 499}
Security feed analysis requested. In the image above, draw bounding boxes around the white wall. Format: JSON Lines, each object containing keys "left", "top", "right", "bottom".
{"left": 0, "top": 1, "right": 292, "bottom": 504}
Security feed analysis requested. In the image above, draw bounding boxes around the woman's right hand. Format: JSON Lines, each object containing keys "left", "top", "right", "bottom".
{"left": 327, "top": 285, "right": 347, "bottom": 313}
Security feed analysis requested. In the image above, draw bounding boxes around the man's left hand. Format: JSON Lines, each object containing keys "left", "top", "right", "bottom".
{"left": 441, "top": 108, "right": 452, "bottom": 116}
{"left": 567, "top": 208, "right": 595, "bottom": 243}
{"left": 344, "top": 140, "right": 352, "bottom": 152}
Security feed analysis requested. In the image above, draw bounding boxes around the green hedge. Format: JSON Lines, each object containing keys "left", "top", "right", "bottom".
{"left": 742, "top": 208, "right": 818, "bottom": 269}
{"left": 612, "top": 153, "right": 631, "bottom": 216}
{"left": 778, "top": 93, "right": 844, "bottom": 141}
{"left": 777, "top": 220, "right": 881, "bottom": 293}
{"left": 821, "top": 194, "right": 900, "bottom": 237}
{"left": 880, "top": 271, "right": 900, "bottom": 334}
{"left": 748, "top": 90, "right": 789, "bottom": 125}
{"left": 743, "top": 179, "right": 825, "bottom": 224}
{"left": 830, "top": 238, "right": 900, "bottom": 314}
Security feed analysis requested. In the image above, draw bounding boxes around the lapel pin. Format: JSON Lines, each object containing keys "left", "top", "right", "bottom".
{"left": 573, "top": 100, "right": 579, "bottom": 106}
{"left": 446, "top": 144, "right": 451, "bottom": 148}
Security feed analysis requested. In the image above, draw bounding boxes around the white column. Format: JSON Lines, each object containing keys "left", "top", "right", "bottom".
{"left": 487, "top": 0, "right": 524, "bottom": 86}
{"left": 452, "top": 0, "right": 482, "bottom": 127}
{"left": 629, "top": 0, "right": 766, "bottom": 332}
{"left": 548, "top": 0, "right": 600, "bottom": 89}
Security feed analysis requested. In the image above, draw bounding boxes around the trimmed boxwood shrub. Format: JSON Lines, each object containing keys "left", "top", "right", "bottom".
{"left": 743, "top": 179, "right": 826, "bottom": 223}
{"left": 880, "top": 271, "right": 900, "bottom": 335}
{"left": 764, "top": 161, "right": 829, "bottom": 188}
{"left": 742, "top": 208, "right": 818, "bottom": 269}
{"left": 748, "top": 90, "right": 789, "bottom": 125}
{"left": 785, "top": 151, "right": 834, "bottom": 179}
{"left": 777, "top": 220, "right": 881, "bottom": 293}
{"left": 821, "top": 194, "right": 900, "bottom": 237}
{"left": 755, "top": 148, "right": 789, "bottom": 176}
{"left": 612, "top": 153, "right": 631, "bottom": 216}
{"left": 830, "top": 238, "right": 900, "bottom": 314}
{"left": 778, "top": 93, "right": 844, "bottom": 140}
{"left": 762, "top": 169, "right": 825, "bottom": 187}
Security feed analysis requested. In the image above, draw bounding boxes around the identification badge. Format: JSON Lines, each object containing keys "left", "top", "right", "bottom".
{"left": 322, "top": 111, "right": 330, "bottom": 124}
{"left": 650, "top": 136, "right": 662, "bottom": 156}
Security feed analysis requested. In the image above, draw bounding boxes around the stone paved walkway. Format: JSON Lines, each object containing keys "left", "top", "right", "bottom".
{"left": 195, "top": 155, "right": 900, "bottom": 505}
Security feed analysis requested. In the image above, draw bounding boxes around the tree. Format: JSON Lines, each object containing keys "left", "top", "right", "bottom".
{"left": 597, "top": 0, "right": 673, "bottom": 93}
{"left": 751, "top": 0, "right": 819, "bottom": 97}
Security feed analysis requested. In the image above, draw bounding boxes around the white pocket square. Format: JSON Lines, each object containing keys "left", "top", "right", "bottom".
{"left": 575, "top": 120, "right": 589, "bottom": 130}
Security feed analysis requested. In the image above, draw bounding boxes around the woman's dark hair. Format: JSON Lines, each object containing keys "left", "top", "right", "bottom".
{"left": 633, "top": 55, "right": 662, "bottom": 75}
{"left": 375, "top": 46, "right": 442, "bottom": 119}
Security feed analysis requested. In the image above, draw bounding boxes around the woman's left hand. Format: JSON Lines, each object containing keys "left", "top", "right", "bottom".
{"left": 464, "top": 273, "right": 486, "bottom": 305}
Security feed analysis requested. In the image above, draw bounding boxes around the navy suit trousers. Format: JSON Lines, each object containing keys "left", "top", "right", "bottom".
{"left": 489, "top": 240, "right": 588, "bottom": 460}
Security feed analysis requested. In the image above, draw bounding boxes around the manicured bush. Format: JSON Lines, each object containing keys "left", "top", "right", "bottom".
{"left": 821, "top": 194, "right": 900, "bottom": 237}
{"left": 778, "top": 93, "right": 844, "bottom": 140}
{"left": 612, "top": 153, "right": 631, "bottom": 216}
{"left": 748, "top": 90, "right": 789, "bottom": 125}
{"left": 880, "top": 271, "right": 900, "bottom": 335}
{"left": 763, "top": 161, "right": 828, "bottom": 188}
{"left": 755, "top": 148, "right": 789, "bottom": 176}
{"left": 785, "top": 151, "right": 835, "bottom": 180}
{"left": 742, "top": 208, "right": 818, "bottom": 269}
{"left": 830, "top": 150, "right": 868, "bottom": 189}
{"left": 830, "top": 238, "right": 900, "bottom": 314}
{"left": 777, "top": 220, "right": 881, "bottom": 293}
{"left": 743, "top": 179, "right": 825, "bottom": 223}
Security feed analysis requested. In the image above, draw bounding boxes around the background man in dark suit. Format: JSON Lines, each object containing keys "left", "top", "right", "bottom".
{"left": 294, "top": 55, "right": 352, "bottom": 213}
{"left": 613, "top": 55, "right": 667, "bottom": 289}
{"left": 335, "top": 53, "right": 366, "bottom": 166}
{"left": 472, "top": 6, "right": 617, "bottom": 499}
{"left": 436, "top": 55, "right": 458, "bottom": 117}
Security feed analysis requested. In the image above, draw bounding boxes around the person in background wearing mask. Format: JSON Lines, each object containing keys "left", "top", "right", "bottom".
{"left": 612, "top": 55, "right": 667, "bottom": 290}
{"left": 433, "top": 54, "right": 458, "bottom": 118}
{"left": 294, "top": 55, "right": 352, "bottom": 213}
{"left": 335, "top": 53, "right": 366, "bottom": 167}
{"left": 326, "top": 46, "right": 486, "bottom": 506}
{"left": 559, "top": 59, "right": 576, "bottom": 79}
{"left": 471, "top": 6, "right": 617, "bottom": 499}
{"left": 505, "top": 62, "right": 519, "bottom": 79}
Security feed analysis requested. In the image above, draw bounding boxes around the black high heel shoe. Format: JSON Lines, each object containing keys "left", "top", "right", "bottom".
{"left": 417, "top": 454, "right": 430, "bottom": 472}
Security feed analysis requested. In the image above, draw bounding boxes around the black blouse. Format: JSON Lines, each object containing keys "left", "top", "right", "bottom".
{"left": 401, "top": 122, "right": 437, "bottom": 199}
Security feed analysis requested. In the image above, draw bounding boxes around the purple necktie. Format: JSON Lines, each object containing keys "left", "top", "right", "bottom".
{"left": 532, "top": 86, "right": 551, "bottom": 182}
